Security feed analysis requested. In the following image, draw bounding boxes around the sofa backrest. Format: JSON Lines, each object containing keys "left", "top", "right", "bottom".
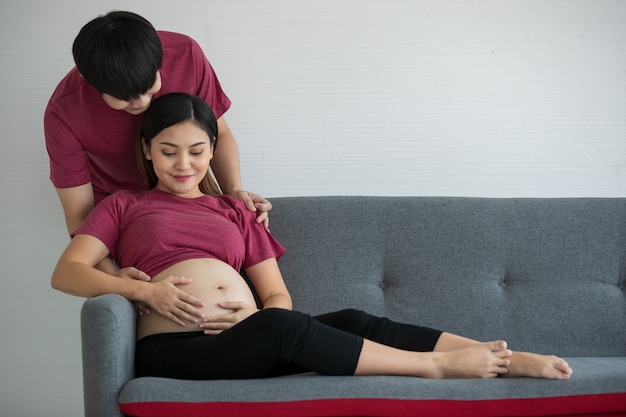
{"left": 269, "top": 196, "right": 626, "bottom": 357}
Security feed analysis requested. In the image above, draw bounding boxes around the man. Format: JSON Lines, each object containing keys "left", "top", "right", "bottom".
{"left": 45, "top": 11, "right": 271, "bottom": 281}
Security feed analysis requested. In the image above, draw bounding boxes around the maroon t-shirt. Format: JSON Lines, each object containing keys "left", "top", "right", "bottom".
{"left": 44, "top": 31, "right": 231, "bottom": 205}
{"left": 74, "top": 189, "right": 285, "bottom": 276}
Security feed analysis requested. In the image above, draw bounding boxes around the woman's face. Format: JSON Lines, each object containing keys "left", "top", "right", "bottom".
{"left": 143, "top": 121, "right": 213, "bottom": 198}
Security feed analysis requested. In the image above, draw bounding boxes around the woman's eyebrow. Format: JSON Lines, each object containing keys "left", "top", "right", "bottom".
{"left": 158, "top": 141, "right": 207, "bottom": 147}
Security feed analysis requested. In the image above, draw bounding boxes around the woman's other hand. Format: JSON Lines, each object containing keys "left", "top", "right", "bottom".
{"left": 199, "top": 301, "right": 259, "bottom": 335}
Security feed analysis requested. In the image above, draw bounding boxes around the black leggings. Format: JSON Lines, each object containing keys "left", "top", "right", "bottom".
{"left": 135, "top": 308, "right": 442, "bottom": 380}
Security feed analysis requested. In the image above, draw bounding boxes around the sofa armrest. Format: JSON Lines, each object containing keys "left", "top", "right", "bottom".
{"left": 81, "top": 294, "right": 136, "bottom": 417}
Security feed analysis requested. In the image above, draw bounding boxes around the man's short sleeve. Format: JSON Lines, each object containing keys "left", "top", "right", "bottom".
{"left": 44, "top": 104, "right": 92, "bottom": 188}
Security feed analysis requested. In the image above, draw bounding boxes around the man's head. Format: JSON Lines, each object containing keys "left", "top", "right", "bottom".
{"left": 73, "top": 11, "right": 163, "bottom": 111}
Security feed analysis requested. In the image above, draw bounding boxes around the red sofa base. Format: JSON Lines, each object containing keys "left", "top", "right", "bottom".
{"left": 121, "top": 392, "right": 626, "bottom": 417}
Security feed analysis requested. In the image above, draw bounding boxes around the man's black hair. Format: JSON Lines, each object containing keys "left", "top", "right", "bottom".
{"left": 72, "top": 11, "right": 163, "bottom": 101}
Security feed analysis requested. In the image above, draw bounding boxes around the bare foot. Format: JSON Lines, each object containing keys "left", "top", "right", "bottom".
{"left": 504, "top": 351, "right": 572, "bottom": 380}
{"left": 432, "top": 340, "right": 512, "bottom": 378}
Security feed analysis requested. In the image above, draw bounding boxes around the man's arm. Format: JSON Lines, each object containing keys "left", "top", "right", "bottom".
{"left": 211, "top": 117, "right": 272, "bottom": 227}
{"left": 211, "top": 117, "right": 242, "bottom": 195}
{"left": 55, "top": 183, "right": 95, "bottom": 236}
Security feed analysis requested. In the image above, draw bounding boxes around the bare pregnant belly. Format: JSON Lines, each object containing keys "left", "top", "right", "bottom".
{"left": 136, "top": 258, "right": 256, "bottom": 340}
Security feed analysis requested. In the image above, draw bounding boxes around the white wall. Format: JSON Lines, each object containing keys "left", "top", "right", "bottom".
{"left": 0, "top": 1, "right": 624, "bottom": 415}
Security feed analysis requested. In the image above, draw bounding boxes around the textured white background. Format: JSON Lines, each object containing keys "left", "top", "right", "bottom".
{"left": 0, "top": 1, "right": 624, "bottom": 415}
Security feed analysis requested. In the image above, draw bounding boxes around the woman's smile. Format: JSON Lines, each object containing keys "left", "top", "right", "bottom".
{"left": 172, "top": 174, "right": 194, "bottom": 182}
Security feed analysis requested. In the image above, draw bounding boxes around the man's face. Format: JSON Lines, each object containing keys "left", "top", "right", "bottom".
{"left": 101, "top": 71, "right": 162, "bottom": 115}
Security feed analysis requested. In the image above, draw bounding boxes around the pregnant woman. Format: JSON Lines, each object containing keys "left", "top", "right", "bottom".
{"left": 51, "top": 93, "right": 572, "bottom": 381}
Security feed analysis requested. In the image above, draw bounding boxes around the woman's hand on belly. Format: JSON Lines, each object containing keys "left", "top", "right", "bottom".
{"left": 143, "top": 275, "right": 206, "bottom": 326}
{"left": 199, "top": 301, "right": 259, "bottom": 335}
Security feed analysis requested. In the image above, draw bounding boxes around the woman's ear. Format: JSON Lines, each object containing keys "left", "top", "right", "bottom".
{"left": 141, "top": 138, "right": 152, "bottom": 160}
{"left": 210, "top": 136, "right": 217, "bottom": 159}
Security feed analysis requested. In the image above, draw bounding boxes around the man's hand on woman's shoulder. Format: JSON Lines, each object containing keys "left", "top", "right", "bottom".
{"left": 232, "top": 189, "right": 272, "bottom": 230}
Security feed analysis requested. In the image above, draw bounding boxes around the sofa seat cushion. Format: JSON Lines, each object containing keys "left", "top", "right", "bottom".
{"left": 119, "top": 357, "right": 626, "bottom": 417}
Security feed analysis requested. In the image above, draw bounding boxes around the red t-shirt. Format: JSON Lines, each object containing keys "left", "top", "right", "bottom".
{"left": 73, "top": 189, "right": 286, "bottom": 277}
{"left": 44, "top": 31, "right": 231, "bottom": 204}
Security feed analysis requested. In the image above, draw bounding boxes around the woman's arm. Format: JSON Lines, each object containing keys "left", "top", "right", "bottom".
{"left": 55, "top": 184, "right": 151, "bottom": 282}
{"left": 245, "top": 258, "right": 292, "bottom": 310}
{"left": 52, "top": 234, "right": 137, "bottom": 297}
{"left": 51, "top": 234, "right": 205, "bottom": 326}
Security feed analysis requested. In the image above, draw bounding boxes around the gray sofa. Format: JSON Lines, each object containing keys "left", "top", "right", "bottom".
{"left": 81, "top": 196, "right": 626, "bottom": 417}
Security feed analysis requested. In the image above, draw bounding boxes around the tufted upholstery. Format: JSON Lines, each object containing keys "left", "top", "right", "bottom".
{"left": 270, "top": 197, "right": 626, "bottom": 356}
{"left": 81, "top": 196, "right": 626, "bottom": 417}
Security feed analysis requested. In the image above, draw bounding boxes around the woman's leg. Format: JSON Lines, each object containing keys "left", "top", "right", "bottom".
{"left": 312, "top": 310, "right": 508, "bottom": 377}
{"left": 269, "top": 310, "right": 510, "bottom": 379}
{"left": 136, "top": 308, "right": 570, "bottom": 380}
{"left": 315, "top": 309, "right": 572, "bottom": 380}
